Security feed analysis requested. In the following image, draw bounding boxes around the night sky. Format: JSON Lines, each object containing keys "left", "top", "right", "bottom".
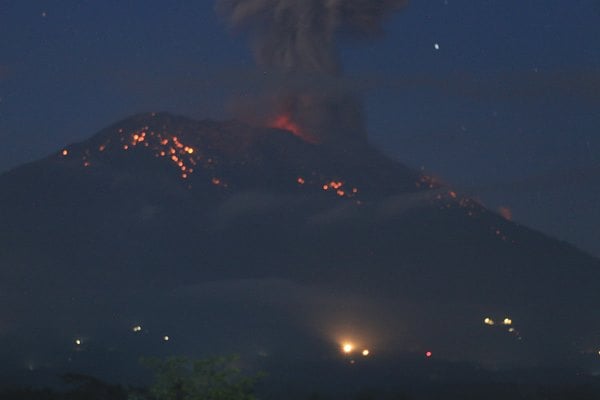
{"left": 1, "top": 0, "right": 599, "bottom": 257}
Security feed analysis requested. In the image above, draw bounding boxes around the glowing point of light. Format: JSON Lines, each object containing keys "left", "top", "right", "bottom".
{"left": 163, "top": 336, "right": 170, "bottom": 341}
{"left": 342, "top": 343, "right": 354, "bottom": 354}
{"left": 61, "top": 149, "right": 68, "bottom": 156}
{"left": 503, "top": 318, "right": 512, "bottom": 325}
{"left": 362, "top": 349, "right": 370, "bottom": 356}
{"left": 132, "top": 325, "right": 142, "bottom": 332}
{"left": 425, "top": 351, "right": 432, "bottom": 358}
{"left": 434, "top": 43, "right": 440, "bottom": 50}
{"left": 484, "top": 317, "right": 495, "bottom": 326}
{"left": 508, "top": 327, "right": 515, "bottom": 333}
{"left": 75, "top": 339, "right": 81, "bottom": 346}
{"left": 297, "top": 177, "right": 305, "bottom": 185}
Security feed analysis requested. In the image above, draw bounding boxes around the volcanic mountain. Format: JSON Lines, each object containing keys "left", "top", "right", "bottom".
{"left": 1, "top": 113, "right": 599, "bottom": 382}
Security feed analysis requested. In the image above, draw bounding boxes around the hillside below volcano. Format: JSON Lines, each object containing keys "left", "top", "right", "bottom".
{"left": 1, "top": 112, "right": 599, "bottom": 382}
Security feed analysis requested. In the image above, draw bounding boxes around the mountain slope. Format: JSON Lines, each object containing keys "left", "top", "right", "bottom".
{"left": 1, "top": 112, "right": 598, "bottom": 380}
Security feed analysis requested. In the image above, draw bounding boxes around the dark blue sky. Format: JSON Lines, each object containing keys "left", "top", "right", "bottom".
{"left": 1, "top": 0, "right": 599, "bottom": 256}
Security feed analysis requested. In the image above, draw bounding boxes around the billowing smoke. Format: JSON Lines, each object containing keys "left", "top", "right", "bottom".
{"left": 216, "top": 0, "right": 408, "bottom": 143}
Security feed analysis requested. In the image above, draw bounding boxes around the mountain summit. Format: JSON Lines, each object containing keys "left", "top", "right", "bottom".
{"left": 1, "top": 112, "right": 599, "bottom": 381}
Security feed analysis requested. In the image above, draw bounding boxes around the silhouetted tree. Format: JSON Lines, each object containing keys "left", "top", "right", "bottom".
{"left": 61, "top": 373, "right": 130, "bottom": 400}
{"left": 137, "top": 355, "right": 261, "bottom": 400}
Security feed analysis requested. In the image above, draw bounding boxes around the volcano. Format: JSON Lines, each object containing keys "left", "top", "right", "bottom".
{"left": 1, "top": 112, "right": 599, "bottom": 384}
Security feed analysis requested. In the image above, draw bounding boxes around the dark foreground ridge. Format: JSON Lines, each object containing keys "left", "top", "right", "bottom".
{"left": 0, "top": 112, "right": 599, "bottom": 388}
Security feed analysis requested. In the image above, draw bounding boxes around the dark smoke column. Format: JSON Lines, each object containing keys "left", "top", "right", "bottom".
{"left": 217, "top": 0, "right": 408, "bottom": 144}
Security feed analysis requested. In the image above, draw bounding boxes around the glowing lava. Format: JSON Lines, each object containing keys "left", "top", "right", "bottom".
{"left": 269, "top": 113, "right": 318, "bottom": 144}
{"left": 498, "top": 206, "right": 513, "bottom": 221}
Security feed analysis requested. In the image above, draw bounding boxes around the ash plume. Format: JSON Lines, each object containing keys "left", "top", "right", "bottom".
{"left": 216, "top": 0, "right": 408, "bottom": 143}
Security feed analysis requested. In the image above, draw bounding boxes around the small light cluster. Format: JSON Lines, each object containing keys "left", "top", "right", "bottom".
{"left": 433, "top": 190, "right": 476, "bottom": 213}
{"left": 296, "top": 177, "right": 359, "bottom": 199}
{"left": 483, "top": 316, "right": 513, "bottom": 326}
{"left": 430, "top": 188, "right": 516, "bottom": 245}
{"left": 61, "top": 125, "right": 230, "bottom": 189}
{"left": 341, "top": 342, "right": 370, "bottom": 357}
{"left": 483, "top": 316, "right": 521, "bottom": 339}
{"left": 322, "top": 180, "right": 358, "bottom": 198}
{"left": 415, "top": 174, "right": 438, "bottom": 189}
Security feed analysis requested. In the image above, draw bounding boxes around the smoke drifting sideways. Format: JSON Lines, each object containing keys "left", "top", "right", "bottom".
{"left": 216, "top": 0, "right": 409, "bottom": 144}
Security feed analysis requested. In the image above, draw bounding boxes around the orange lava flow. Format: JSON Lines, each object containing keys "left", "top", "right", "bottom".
{"left": 269, "top": 113, "right": 318, "bottom": 144}
{"left": 498, "top": 206, "right": 513, "bottom": 221}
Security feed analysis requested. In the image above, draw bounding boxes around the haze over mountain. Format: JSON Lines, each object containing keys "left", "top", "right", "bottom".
{"left": 1, "top": 112, "right": 599, "bottom": 385}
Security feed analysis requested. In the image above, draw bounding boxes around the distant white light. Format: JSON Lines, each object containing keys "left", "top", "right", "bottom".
{"left": 484, "top": 317, "right": 495, "bottom": 326}
{"left": 362, "top": 349, "right": 370, "bottom": 356}
{"left": 503, "top": 318, "right": 513, "bottom": 326}
{"left": 434, "top": 43, "right": 440, "bottom": 50}
{"left": 74, "top": 339, "right": 82, "bottom": 346}
{"left": 342, "top": 343, "right": 353, "bottom": 354}
{"left": 132, "top": 325, "right": 142, "bottom": 332}
{"left": 163, "top": 335, "right": 170, "bottom": 342}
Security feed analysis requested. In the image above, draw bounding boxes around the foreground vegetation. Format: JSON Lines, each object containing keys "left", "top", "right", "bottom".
{"left": 1, "top": 356, "right": 600, "bottom": 400}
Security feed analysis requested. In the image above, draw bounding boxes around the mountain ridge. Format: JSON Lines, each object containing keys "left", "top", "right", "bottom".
{"left": 2, "top": 111, "right": 597, "bottom": 261}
